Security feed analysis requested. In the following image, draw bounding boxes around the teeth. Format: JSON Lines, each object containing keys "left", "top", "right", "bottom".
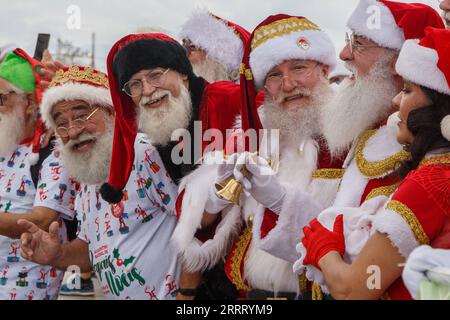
{"left": 149, "top": 95, "right": 166, "bottom": 104}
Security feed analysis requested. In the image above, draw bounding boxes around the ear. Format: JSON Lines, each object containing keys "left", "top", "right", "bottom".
{"left": 321, "top": 64, "right": 330, "bottom": 78}
{"left": 24, "top": 93, "right": 38, "bottom": 116}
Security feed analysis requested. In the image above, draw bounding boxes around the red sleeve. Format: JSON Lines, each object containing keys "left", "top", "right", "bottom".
{"left": 390, "top": 168, "right": 447, "bottom": 243}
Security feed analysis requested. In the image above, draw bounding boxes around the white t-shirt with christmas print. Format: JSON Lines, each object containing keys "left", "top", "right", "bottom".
{"left": 77, "top": 133, "right": 180, "bottom": 300}
{"left": 0, "top": 142, "right": 76, "bottom": 300}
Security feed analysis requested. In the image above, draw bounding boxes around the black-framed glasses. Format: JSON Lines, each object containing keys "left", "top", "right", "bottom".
{"left": 345, "top": 32, "right": 379, "bottom": 55}
{"left": 56, "top": 107, "right": 100, "bottom": 138}
{"left": 122, "top": 68, "right": 170, "bottom": 98}
{"left": 0, "top": 91, "right": 16, "bottom": 106}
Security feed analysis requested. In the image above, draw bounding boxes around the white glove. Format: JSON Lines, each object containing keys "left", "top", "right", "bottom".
{"left": 204, "top": 153, "right": 239, "bottom": 214}
{"left": 233, "top": 152, "right": 286, "bottom": 214}
{"left": 403, "top": 245, "right": 450, "bottom": 299}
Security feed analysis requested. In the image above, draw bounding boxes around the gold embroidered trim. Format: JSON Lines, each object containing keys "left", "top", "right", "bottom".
{"left": 312, "top": 168, "right": 345, "bottom": 180}
{"left": 355, "top": 129, "right": 410, "bottom": 179}
{"left": 419, "top": 154, "right": 450, "bottom": 168}
{"left": 386, "top": 200, "right": 430, "bottom": 245}
{"left": 365, "top": 183, "right": 400, "bottom": 201}
{"left": 230, "top": 227, "right": 252, "bottom": 292}
{"left": 298, "top": 272, "right": 308, "bottom": 293}
{"left": 312, "top": 282, "right": 323, "bottom": 300}
{"left": 239, "top": 63, "right": 253, "bottom": 80}
{"left": 50, "top": 66, "right": 109, "bottom": 88}
{"left": 251, "top": 17, "right": 321, "bottom": 51}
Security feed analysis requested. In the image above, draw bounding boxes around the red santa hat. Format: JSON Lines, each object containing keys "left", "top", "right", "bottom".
{"left": 40, "top": 66, "right": 112, "bottom": 129}
{"left": 180, "top": 9, "right": 250, "bottom": 74}
{"left": 248, "top": 14, "right": 337, "bottom": 88}
{"left": 347, "top": 0, "right": 445, "bottom": 51}
{"left": 100, "top": 33, "right": 195, "bottom": 203}
{"left": 395, "top": 27, "right": 450, "bottom": 141}
{"left": 238, "top": 14, "right": 337, "bottom": 137}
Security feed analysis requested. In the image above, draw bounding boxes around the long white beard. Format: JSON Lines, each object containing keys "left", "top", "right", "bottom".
{"left": 262, "top": 77, "right": 333, "bottom": 147}
{"left": 59, "top": 120, "right": 114, "bottom": 185}
{"left": 321, "top": 53, "right": 399, "bottom": 156}
{"left": 192, "top": 57, "right": 232, "bottom": 82}
{"left": 137, "top": 79, "right": 192, "bottom": 146}
{"left": 0, "top": 106, "right": 25, "bottom": 157}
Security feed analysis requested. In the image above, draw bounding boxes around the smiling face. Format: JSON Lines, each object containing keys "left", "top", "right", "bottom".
{"left": 51, "top": 99, "right": 115, "bottom": 185}
{"left": 263, "top": 59, "right": 329, "bottom": 110}
{"left": 391, "top": 81, "right": 433, "bottom": 145}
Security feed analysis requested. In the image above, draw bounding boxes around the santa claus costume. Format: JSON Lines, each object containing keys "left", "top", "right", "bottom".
{"left": 297, "top": 27, "right": 450, "bottom": 300}
{"left": 172, "top": 14, "right": 346, "bottom": 299}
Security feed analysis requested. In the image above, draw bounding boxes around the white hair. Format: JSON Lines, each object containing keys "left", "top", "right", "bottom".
{"left": 137, "top": 77, "right": 193, "bottom": 146}
{"left": 0, "top": 104, "right": 25, "bottom": 157}
{"left": 321, "top": 51, "right": 399, "bottom": 156}
{"left": 192, "top": 56, "right": 237, "bottom": 82}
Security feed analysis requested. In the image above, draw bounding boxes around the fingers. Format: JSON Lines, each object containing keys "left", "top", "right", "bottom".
{"left": 20, "top": 233, "right": 34, "bottom": 259}
{"left": 41, "top": 49, "right": 53, "bottom": 64}
{"left": 309, "top": 218, "right": 322, "bottom": 231}
{"left": 40, "top": 129, "right": 55, "bottom": 148}
{"left": 17, "top": 219, "right": 40, "bottom": 234}
{"left": 48, "top": 221, "right": 60, "bottom": 242}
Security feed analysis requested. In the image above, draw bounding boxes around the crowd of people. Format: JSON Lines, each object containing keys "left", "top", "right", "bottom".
{"left": 0, "top": 0, "right": 449, "bottom": 300}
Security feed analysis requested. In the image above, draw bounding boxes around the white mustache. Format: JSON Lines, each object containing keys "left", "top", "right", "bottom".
{"left": 65, "top": 133, "right": 97, "bottom": 149}
{"left": 139, "top": 90, "right": 170, "bottom": 107}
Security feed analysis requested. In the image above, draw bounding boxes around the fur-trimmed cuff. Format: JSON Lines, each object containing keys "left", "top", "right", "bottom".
{"left": 372, "top": 208, "right": 420, "bottom": 258}
{"left": 253, "top": 186, "right": 324, "bottom": 263}
{"left": 171, "top": 161, "right": 243, "bottom": 272}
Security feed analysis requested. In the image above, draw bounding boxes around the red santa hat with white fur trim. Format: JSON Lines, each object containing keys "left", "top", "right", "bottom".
{"left": 179, "top": 9, "right": 250, "bottom": 75}
{"left": 347, "top": 0, "right": 444, "bottom": 51}
{"left": 396, "top": 27, "right": 450, "bottom": 141}
{"left": 40, "top": 66, "right": 112, "bottom": 129}
{"left": 248, "top": 14, "right": 337, "bottom": 88}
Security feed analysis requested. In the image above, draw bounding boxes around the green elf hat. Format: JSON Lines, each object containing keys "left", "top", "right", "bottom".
{"left": 0, "top": 48, "right": 46, "bottom": 165}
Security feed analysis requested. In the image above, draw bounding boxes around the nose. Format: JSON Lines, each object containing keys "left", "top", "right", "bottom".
{"left": 391, "top": 91, "right": 402, "bottom": 111}
{"left": 281, "top": 75, "right": 297, "bottom": 92}
{"left": 67, "top": 124, "right": 84, "bottom": 140}
{"left": 440, "top": 1, "right": 450, "bottom": 11}
{"left": 141, "top": 80, "right": 157, "bottom": 97}
{"left": 339, "top": 43, "right": 353, "bottom": 62}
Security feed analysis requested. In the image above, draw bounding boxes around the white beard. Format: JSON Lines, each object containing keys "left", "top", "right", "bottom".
{"left": 137, "top": 79, "right": 192, "bottom": 146}
{"left": 321, "top": 53, "right": 399, "bottom": 156}
{"left": 262, "top": 77, "right": 333, "bottom": 147}
{"left": 59, "top": 120, "right": 114, "bottom": 185}
{"left": 0, "top": 106, "right": 25, "bottom": 157}
{"left": 192, "top": 57, "right": 233, "bottom": 83}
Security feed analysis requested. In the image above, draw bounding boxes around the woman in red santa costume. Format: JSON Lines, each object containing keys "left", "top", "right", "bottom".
{"left": 298, "top": 27, "right": 450, "bottom": 300}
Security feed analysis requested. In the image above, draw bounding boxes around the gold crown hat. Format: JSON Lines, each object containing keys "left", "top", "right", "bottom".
{"left": 248, "top": 14, "right": 337, "bottom": 88}
{"left": 40, "top": 66, "right": 112, "bottom": 129}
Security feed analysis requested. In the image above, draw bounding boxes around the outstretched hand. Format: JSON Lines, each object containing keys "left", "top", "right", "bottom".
{"left": 18, "top": 219, "right": 63, "bottom": 266}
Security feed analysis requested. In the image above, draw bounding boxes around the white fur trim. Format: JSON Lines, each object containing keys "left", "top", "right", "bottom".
{"left": 372, "top": 208, "right": 420, "bottom": 258}
{"left": 396, "top": 39, "right": 450, "bottom": 96}
{"left": 27, "top": 152, "right": 39, "bottom": 166}
{"left": 250, "top": 29, "right": 337, "bottom": 88}
{"left": 441, "top": 115, "right": 450, "bottom": 141}
{"left": 171, "top": 159, "right": 243, "bottom": 272}
{"left": 40, "top": 83, "right": 112, "bottom": 129}
{"left": 180, "top": 8, "right": 244, "bottom": 72}
{"left": 334, "top": 158, "right": 369, "bottom": 207}
{"left": 347, "top": 0, "right": 404, "bottom": 50}
{"left": 363, "top": 125, "right": 403, "bottom": 165}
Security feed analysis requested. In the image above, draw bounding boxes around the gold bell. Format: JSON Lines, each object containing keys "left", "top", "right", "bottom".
{"left": 215, "top": 167, "right": 250, "bottom": 206}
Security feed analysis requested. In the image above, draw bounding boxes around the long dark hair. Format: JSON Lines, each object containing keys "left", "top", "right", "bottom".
{"left": 397, "top": 86, "right": 450, "bottom": 178}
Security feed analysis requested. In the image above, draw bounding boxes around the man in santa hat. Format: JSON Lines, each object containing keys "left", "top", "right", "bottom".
{"left": 19, "top": 65, "right": 181, "bottom": 300}
{"left": 440, "top": 0, "right": 450, "bottom": 28}
{"left": 290, "top": 0, "right": 445, "bottom": 298}
{"left": 180, "top": 9, "right": 250, "bottom": 83}
{"left": 172, "top": 14, "right": 346, "bottom": 300}
{"left": 94, "top": 33, "right": 244, "bottom": 298}
{"left": 0, "top": 49, "right": 76, "bottom": 300}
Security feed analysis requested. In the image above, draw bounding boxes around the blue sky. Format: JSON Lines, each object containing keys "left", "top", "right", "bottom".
{"left": 0, "top": 0, "right": 443, "bottom": 71}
